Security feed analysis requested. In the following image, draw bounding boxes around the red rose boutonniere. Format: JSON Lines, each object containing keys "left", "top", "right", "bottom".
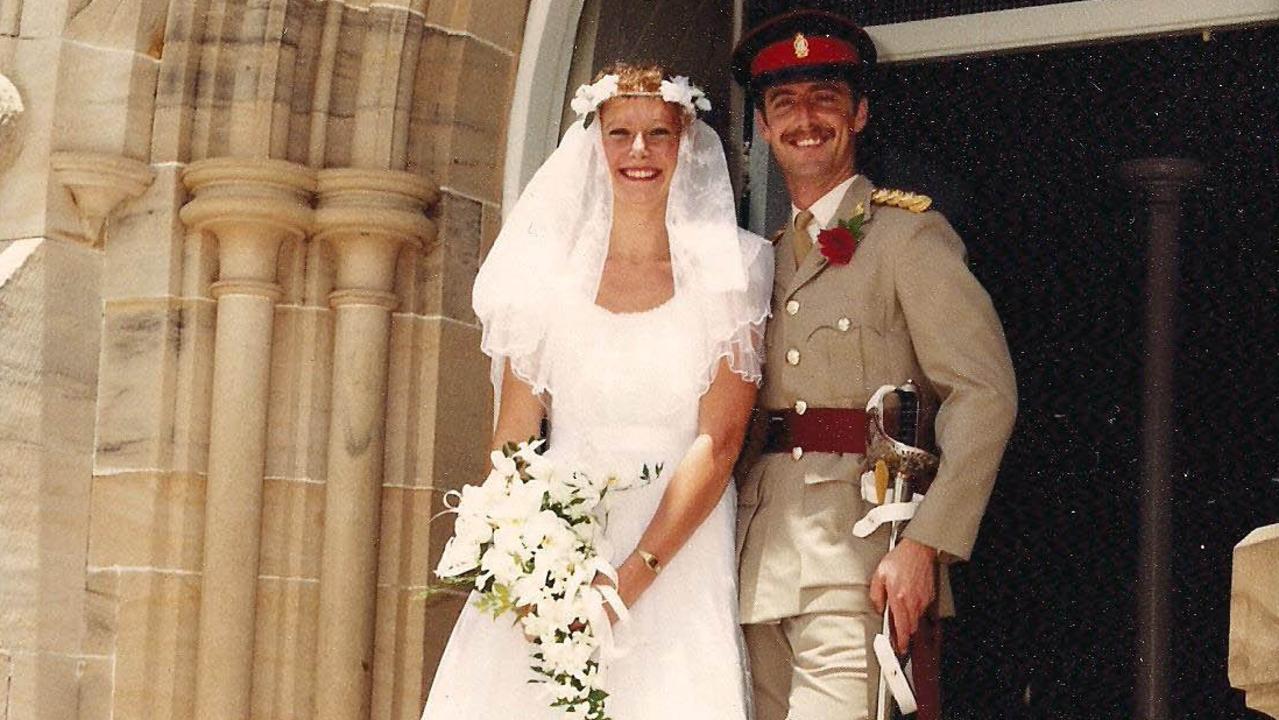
{"left": 817, "top": 207, "right": 867, "bottom": 265}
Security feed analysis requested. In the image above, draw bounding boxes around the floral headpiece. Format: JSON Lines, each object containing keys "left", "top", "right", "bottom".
{"left": 570, "top": 74, "right": 712, "bottom": 125}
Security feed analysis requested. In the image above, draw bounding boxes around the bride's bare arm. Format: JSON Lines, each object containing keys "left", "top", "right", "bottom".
{"left": 491, "top": 360, "right": 545, "bottom": 450}
{"left": 613, "top": 358, "right": 757, "bottom": 608}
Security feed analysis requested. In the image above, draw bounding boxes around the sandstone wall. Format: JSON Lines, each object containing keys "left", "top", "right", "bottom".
{"left": 1230, "top": 524, "right": 1279, "bottom": 719}
{"left": 0, "top": 1, "right": 527, "bottom": 717}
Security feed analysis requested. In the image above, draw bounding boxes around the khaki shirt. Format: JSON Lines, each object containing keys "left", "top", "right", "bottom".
{"left": 737, "top": 175, "right": 1017, "bottom": 624}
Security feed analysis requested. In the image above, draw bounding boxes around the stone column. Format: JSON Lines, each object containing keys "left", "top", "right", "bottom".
{"left": 311, "top": 168, "right": 437, "bottom": 720}
{"left": 181, "top": 158, "right": 316, "bottom": 720}
{"left": 1120, "top": 157, "right": 1202, "bottom": 720}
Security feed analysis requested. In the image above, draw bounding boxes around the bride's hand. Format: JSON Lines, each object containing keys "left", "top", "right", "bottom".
{"left": 598, "top": 553, "right": 658, "bottom": 622}
{"left": 591, "top": 563, "right": 646, "bottom": 625}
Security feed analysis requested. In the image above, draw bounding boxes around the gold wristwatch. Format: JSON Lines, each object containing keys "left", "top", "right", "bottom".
{"left": 636, "top": 549, "right": 662, "bottom": 575}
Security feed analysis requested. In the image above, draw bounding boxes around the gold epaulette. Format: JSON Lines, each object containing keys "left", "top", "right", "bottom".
{"left": 871, "top": 188, "right": 932, "bottom": 213}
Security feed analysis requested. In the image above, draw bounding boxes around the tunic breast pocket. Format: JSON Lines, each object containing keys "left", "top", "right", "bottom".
{"left": 808, "top": 315, "right": 868, "bottom": 405}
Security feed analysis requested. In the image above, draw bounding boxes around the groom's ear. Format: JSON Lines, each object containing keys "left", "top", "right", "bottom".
{"left": 851, "top": 97, "right": 869, "bottom": 134}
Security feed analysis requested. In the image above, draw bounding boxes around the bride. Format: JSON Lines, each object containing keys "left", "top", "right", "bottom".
{"left": 420, "top": 64, "right": 772, "bottom": 719}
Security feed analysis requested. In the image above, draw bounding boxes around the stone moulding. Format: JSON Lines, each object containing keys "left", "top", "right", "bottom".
{"left": 49, "top": 151, "right": 156, "bottom": 248}
{"left": 313, "top": 168, "right": 438, "bottom": 241}
{"left": 180, "top": 158, "right": 317, "bottom": 238}
{"left": 0, "top": 73, "right": 23, "bottom": 177}
{"left": 180, "top": 158, "right": 317, "bottom": 290}
{"left": 314, "top": 167, "right": 439, "bottom": 300}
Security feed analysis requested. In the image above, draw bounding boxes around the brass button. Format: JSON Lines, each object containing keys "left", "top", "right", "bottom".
{"left": 786, "top": 348, "right": 800, "bottom": 366}
{"left": 794, "top": 400, "right": 808, "bottom": 415}
{"left": 792, "top": 446, "right": 804, "bottom": 460}
{"left": 786, "top": 300, "right": 800, "bottom": 316}
{"left": 837, "top": 317, "right": 851, "bottom": 332}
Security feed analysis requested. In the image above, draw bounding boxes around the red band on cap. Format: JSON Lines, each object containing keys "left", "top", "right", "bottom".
{"left": 750, "top": 35, "right": 861, "bottom": 78}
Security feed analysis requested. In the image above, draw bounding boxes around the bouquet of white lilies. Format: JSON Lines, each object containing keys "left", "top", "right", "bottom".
{"left": 434, "top": 439, "right": 658, "bottom": 720}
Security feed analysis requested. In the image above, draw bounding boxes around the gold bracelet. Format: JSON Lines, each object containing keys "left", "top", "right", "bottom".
{"left": 636, "top": 549, "right": 662, "bottom": 576}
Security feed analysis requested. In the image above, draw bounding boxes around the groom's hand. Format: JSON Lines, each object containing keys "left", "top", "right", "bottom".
{"left": 870, "top": 538, "right": 938, "bottom": 653}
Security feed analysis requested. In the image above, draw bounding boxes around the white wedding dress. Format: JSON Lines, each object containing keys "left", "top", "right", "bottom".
{"left": 421, "top": 282, "right": 761, "bottom": 719}
{"left": 423, "top": 101, "right": 772, "bottom": 718}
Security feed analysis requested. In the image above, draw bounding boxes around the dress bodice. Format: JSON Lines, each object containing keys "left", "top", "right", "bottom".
{"left": 543, "top": 293, "right": 706, "bottom": 476}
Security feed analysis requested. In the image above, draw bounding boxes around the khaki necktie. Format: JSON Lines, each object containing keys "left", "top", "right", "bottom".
{"left": 792, "top": 209, "right": 815, "bottom": 268}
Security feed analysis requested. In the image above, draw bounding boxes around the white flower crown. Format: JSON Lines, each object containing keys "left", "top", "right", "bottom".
{"left": 570, "top": 74, "right": 712, "bottom": 123}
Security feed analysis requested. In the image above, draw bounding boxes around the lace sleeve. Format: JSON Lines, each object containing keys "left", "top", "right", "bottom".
{"left": 696, "top": 228, "right": 774, "bottom": 392}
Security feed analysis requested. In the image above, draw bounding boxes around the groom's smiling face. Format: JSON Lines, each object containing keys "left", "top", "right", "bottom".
{"left": 757, "top": 79, "right": 868, "bottom": 194}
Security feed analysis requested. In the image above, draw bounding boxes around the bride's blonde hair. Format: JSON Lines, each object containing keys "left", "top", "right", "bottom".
{"left": 595, "top": 62, "right": 689, "bottom": 126}
{"left": 596, "top": 62, "right": 665, "bottom": 93}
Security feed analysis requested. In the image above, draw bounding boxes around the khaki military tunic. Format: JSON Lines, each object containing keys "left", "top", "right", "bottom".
{"left": 737, "top": 175, "right": 1018, "bottom": 626}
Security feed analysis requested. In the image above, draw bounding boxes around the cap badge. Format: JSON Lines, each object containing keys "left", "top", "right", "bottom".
{"left": 793, "top": 32, "right": 810, "bottom": 59}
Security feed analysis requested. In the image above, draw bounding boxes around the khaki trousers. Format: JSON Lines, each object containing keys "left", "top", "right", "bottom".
{"left": 743, "top": 611, "right": 882, "bottom": 720}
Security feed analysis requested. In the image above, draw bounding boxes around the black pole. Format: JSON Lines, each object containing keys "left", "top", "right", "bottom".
{"left": 1120, "top": 157, "right": 1202, "bottom": 720}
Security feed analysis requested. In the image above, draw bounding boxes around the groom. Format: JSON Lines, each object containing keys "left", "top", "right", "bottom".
{"left": 732, "top": 10, "right": 1017, "bottom": 720}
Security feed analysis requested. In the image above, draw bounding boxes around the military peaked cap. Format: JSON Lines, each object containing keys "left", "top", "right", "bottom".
{"left": 731, "top": 9, "right": 877, "bottom": 89}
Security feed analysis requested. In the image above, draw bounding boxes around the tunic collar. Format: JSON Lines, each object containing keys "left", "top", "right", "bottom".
{"left": 790, "top": 175, "right": 858, "bottom": 243}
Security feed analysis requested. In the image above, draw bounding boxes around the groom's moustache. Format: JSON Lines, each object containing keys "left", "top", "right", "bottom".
{"left": 779, "top": 125, "right": 836, "bottom": 145}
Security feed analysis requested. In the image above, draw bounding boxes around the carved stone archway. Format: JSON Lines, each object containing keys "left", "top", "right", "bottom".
{"left": 0, "top": 2, "right": 528, "bottom": 718}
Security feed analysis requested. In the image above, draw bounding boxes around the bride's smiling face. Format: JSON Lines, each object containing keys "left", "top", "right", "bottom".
{"left": 599, "top": 97, "right": 683, "bottom": 209}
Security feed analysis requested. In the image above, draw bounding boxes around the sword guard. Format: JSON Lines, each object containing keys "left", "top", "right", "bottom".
{"left": 865, "top": 385, "right": 940, "bottom": 493}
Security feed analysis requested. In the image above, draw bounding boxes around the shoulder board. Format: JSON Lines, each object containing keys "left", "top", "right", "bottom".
{"left": 871, "top": 188, "right": 932, "bottom": 213}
